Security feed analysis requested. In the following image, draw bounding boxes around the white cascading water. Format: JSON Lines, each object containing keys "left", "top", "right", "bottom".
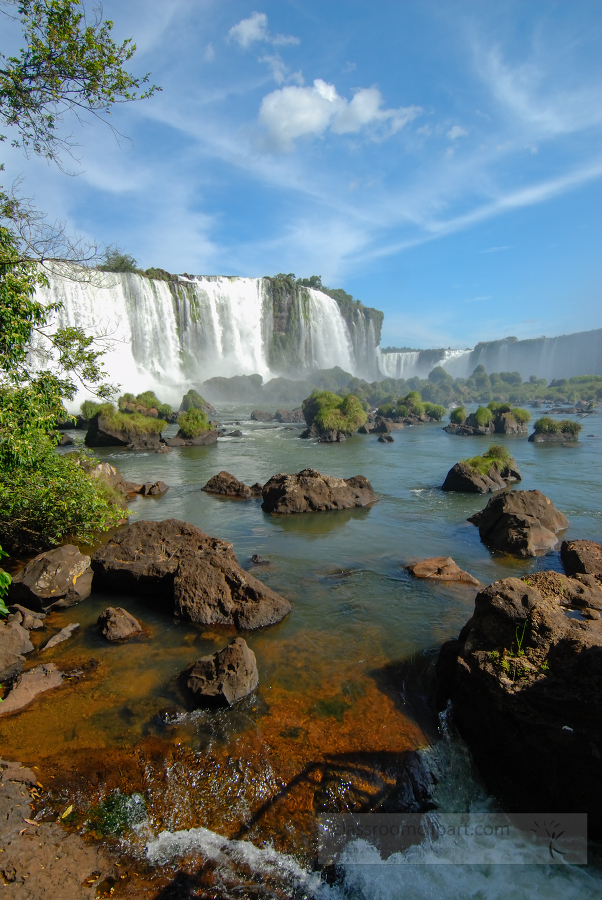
{"left": 37, "top": 271, "right": 380, "bottom": 404}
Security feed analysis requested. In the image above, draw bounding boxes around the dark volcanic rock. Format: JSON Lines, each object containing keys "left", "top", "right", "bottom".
{"left": 85, "top": 413, "right": 163, "bottom": 450}
{"left": 273, "top": 408, "right": 304, "bottom": 423}
{"left": 9, "top": 545, "right": 93, "bottom": 611}
{"left": 91, "top": 519, "right": 291, "bottom": 629}
{"left": 468, "top": 490, "right": 568, "bottom": 557}
{"left": 261, "top": 468, "right": 377, "bottom": 514}
{"left": 318, "top": 429, "right": 346, "bottom": 443}
{"left": 528, "top": 431, "right": 576, "bottom": 443}
{"left": 442, "top": 460, "right": 521, "bottom": 494}
{"left": 57, "top": 432, "right": 74, "bottom": 446}
{"left": 250, "top": 410, "right": 273, "bottom": 422}
{"left": 167, "top": 429, "right": 218, "bottom": 447}
{"left": 435, "top": 574, "right": 602, "bottom": 835}
{"left": 228, "top": 430, "right": 243, "bottom": 437}
{"left": 561, "top": 539, "right": 602, "bottom": 577}
{"left": 202, "top": 471, "right": 263, "bottom": 499}
{"left": 97, "top": 607, "right": 142, "bottom": 641}
{"left": 183, "top": 637, "right": 258, "bottom": 707}
{"left": 378, "top": 433, "right": 394, "bottom": 443}
{"left": 406, "top": 557, "right": 479, "bottom": 585}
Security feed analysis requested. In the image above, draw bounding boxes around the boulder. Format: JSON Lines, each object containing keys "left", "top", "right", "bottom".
{"left": 442, "top": 460, "right": 521, "bottom": 494}
{"left": 8, "top": 545, "right": 93, "bottom": 611}
{"left": 406, "top": 557, "right": 479, "bottom": 586}
{"left": 6, "top": 605, "right": 46, "bottom": 630}
{"left": 250, "top": 555, "right": 270, "bottom": 566}
{"left": 261, "top": 468, "right": 377, "bottom": 515}
{"left": 183, "top": 638, "right": 258, "bottom": 707}
{"left": 57, "top": 432, "right": 73, "bottom": 446}
{"left": 0, "top": 621, "right": 34, "bottom": 657}
{"left": 318, "top": 430, "right": 346, "bottom": 443}
{"left": 91, "top": 519, "right": 291, "bottom": 629}
{"left": 378, "top": 434, "right": 394, "bottom": 443}
{"left": 140, "top": 481, "right": 169, "bottom": 497}
{"left": 85, "top": 413, "right": 163, "bottom": 451}
{"left": 41, "top": 622, "right": 79, "bottom": 651}
{"left": 0, "top": 650, "right": 24, "bottom": 683}
{"left": 165, "top": 430, "right": 218, "bottom": 447}
{"left": 444, "top": 422, "right": 494, "bottom": 436}
{"left": 202, "top": 471, "right": 263, "bottom": 499}
{"left": 228, "top": 430, "right": 243, "bottom": 437}
{"left": 561, "top": 540, "right": 602, "bottom": 577}
{"left": 435, "top": 574, "right": 602, "bottom": 834}
{"left": 0, "top": 664, "right": 63, "bottom": 717}
{"left": 97, "top": 607, "right": 142, "bottom": 641}
{"left": 528, "top": 431, "right": 575, "bottom": 443}
{"left": 250, "top": 410, "right": 273, "bottom": 422}
{"left": 273, "top": 408, "right": 304, "bottom": 423}
{"left": 468, "top": 490, "right": 568, "bottom": 557}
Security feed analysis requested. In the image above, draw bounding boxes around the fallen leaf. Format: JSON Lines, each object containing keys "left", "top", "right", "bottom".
{"left": 60, "top": 804, "right": 73, "bottom": 819}
{"left": 24, "top": 819, "right": 39, "bottom": 826}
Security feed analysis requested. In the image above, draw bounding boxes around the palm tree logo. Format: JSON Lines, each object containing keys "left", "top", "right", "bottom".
{"left": 530, "top": 819, "right": 567, "bottom": 860}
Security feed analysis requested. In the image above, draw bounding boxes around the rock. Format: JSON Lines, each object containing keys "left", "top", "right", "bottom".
{"left": 0, "top": 664, "right": 63, "bottom": 717}
{"left": 406, "top": 557, "right": 479, "bottom": 585}
{"left": 140, "top": 481, "right": 169, "bottom": 497}
{"left": 57, "top": 432, "right": 73, "bottom": 446}
{"left": 318, "top": 430, "right": 346, "bottom": 443}
{"left": 250, "top": 555, "right": 270, "bottom": 566}
{"left": 378, "top": 434, "right": 394, "bottom": 443}
{"left": 261, "top": 468, "right": 377, "bottom": 514}
{"left": 156, "top": 445, "right": 173, "bottom": 453}
{"left": 528, "top": 431, "right": 576, "bottom": 443}
{"left": 0, "top": 621, "right": 34, "bottom": 657}
{"left": 202, "top": 471, "right": 263, "bottom": 499}
{"left": 442, "top": 459, "right": 521, "bottom": 493}
{"left": 91, "top": 519, "right": 291, "bottom": 629}
{"left": 523, "top": 570, "right": 602, "bottom": 611}
{"left": 85, "top": 412, "right": 163, "bottom": 450}
{"left": 272, "top": 408, "right": 304, "bottom": 424}
{"left": 0, "top": 650, "right": 24, "bottom": 683}
{"left": 165, "top": 430, "right": 218, "bottom": 447}
{"left": 357, "top": 423, "right": 374, "bottom": 434}
{"left": 7, "top": 605, "right": 46, "bottom": 630}
{"left": 435, "top": 574, "right": 602, "bottom": 835}
{"left": 468, "top": 490, "right": 568, "bottom": 557}
{"left": 41, "top": 623, "right": 79, "bottom": 651}
{"left": 85, "top": 461, "right": 126, "bottom": 489}
{"left": 184, "top": 638, "right": 258, "bottom": 707}
{"left": 250, "top": 410, "right": 273, "bottom": 422}
{"left": 561, "top": 539, "right": 602, "bottom": 577}
{"left": 372, "top": 417, "right": 392, "bottom": 434}
{"left": 228, "top": 430, "right": 243, "bottom": 437}
{"left": 97, "top": 607, "right": 142, "bottom": 641}
{"left": 0, "top": 761, "right": 38, "bottom": 785}
{"left": 8, "top": 545, "right": 93, "bottom": 611}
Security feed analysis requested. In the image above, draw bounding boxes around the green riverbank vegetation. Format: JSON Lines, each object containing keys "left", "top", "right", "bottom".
{"left": 177, "top": 407, "right": 212, "bottom": 438}
{"left": 302, "top": 391, "right": 367, "bottom": 435}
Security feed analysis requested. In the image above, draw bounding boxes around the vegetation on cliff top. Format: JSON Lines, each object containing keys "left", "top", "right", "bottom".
{"left": 376, "top": 392, "right": 446, "bottom": 421}
{"left": 302, "top": 391, "right": 367, "bottom": 435}
{"left": 534, "top": 417, "right": 582, "bottom": 436}
{"left": 179, "top": 389, "right": 210, "bottom": 412}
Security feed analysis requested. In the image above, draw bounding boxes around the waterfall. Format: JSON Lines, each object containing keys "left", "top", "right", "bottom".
{"left": 36, "top": 270, "right": 381, "bottom": 404}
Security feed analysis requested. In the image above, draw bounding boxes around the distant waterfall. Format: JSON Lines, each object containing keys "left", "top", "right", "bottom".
{"left": 377, "top": 348, "right": 470, "bottom": 380}
{"left": 37, "top": 271, "right": 380, "bottom": 403}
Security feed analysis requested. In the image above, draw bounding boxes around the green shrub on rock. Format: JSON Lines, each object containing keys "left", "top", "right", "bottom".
{"left": 473, "top": 406, "right": 493, "bottom": 427}
{"left": 462, "top": 444, "right": 513, "bottom": 477}
{"left": 534, "top": 417, "right": 560, "bottom": 434}
{"left": 512, "top": 408, "right": 531, "bottom": 425}
{"left": 180, "top": 389, "right": 210, "bottom": 412}
{"left": 177, "top": 407, "right": 211, "bottom": 438}
{"left": 450, "top": 407, "right": 467, "bottom": 424}
{"left": 96, "top": 404, "right": 164, "bottom": 435}
{"left": 558, "top": 419, "right": 582, "bottom": 437}
{"left": 302, "top": 391, "right": 367, "bottom": 435}
{"left": 80, "top": 399, "right": 102, "bottom": 420}
{"left": 423, "top": 402, "right": 446, "bottom": 421}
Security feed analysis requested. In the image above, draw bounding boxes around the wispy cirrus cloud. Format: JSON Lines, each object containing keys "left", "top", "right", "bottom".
{"left": 227, "top": 12, "right": 299, "bottom": 49}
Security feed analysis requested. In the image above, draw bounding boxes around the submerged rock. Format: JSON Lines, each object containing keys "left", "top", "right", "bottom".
{"left": 97, "top": 607, "right": 142, "bottom": 641}
{"left": 91, "top": 519, "right": 291, "bottom": 629}
{"left": 442, "top": 459, "right": 521, "bottom": 494}
{"left": 8, "top": 545, "right": 93, "bottom": 611}
{"left": 378, "top": 433, "right": 394, "bottom": 443}
{"left": 165, "top": 430, "right": 218, "bottom": 447}
{"left": 468, "top": 489, "right": 568, "bottom": 557}
{"left": 273, "top": 408, "right": 304, "bottom": 423}
{"left": 435, "top": 573, "right": 602, "bottom": 834}
{"left": 250, "top": 410, "right": 273, "bottom": 422}
{"left": 261, "top": 468, "right": 377, "bottom": 514}
{"left": 41, "top": 622, "right": 79, "bottom": 651}
{"left": 202, "top": 471, "right": 263, "bottom": 499}
{"left": 406, "top": 557, "right": 479, "bottom": 585}
{"left": 561, "top": 539, "right": 602, "bottom": 577}
{"left": 183, "top": 638, "right": 259, "bottom": 707}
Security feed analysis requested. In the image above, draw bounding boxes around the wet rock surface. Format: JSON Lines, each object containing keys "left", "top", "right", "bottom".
{"left": 468, "top": 489, "right": 568, "bottom": 556}
{"left": 41, "top": 623, "right": 79, "bottom": 651}
{"left": 378, "top": 433, "right": 394, "bottom": 443}
{"left": 250, "top": 410, "right": 273, "bottom": 422}
{"left": 165, "top": 429, "right": 218, "bottom": 447}
{"left": 91, "top": 519, "right": 291, "bottom": 629}
{"left": 97, "top": 607, "right": 142, "bottom": 641}
{"left": 8, "top": 545, "right": 93, "bottom": 612}
{"left": 442, "top": 460, "right": 521, "bottom": 493}
{"left": 0, "top": 664, "right": 64, "bottom": 717}
{"left": 0, "top": 760, "right": 115, "bottom": 898}
{"left": 261, "top": 468, "right": 377, "bottom": 514}
{"left": 560, "top": 539, "right": 602, "bottom": 577}
{"left": 436, "top": 573, "right": 602, "bottom": 835}
{"left": 184, "top": 637, "right": 259, "bottom": 706}
{"left": 202, "top": 471, "right": 263, "bottom": 499}
{"left": 406, "top": 557, "right": 479, "bottom": 586}
{"left": 272, "top": 408, "right": 304, "bottom": 423}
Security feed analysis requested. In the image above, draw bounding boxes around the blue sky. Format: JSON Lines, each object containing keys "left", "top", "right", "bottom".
{"left": 2, "top": 0, "right": 601, "bottom": 349}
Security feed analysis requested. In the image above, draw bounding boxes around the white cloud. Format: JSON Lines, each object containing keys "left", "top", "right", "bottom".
{"left": 259, "top": 54, "right": 303, "bottom": 86}
{"left": 447, "top": 125, "right": 467, "bottom": 140}
{"left": 227, "top": 12, "right": 299, "bottom": 49}
{"left": 204, "top": 43, "right": 215, "bottom": 62}
{"left": 258, "top": 80, "right": 421, "bottom": 151}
